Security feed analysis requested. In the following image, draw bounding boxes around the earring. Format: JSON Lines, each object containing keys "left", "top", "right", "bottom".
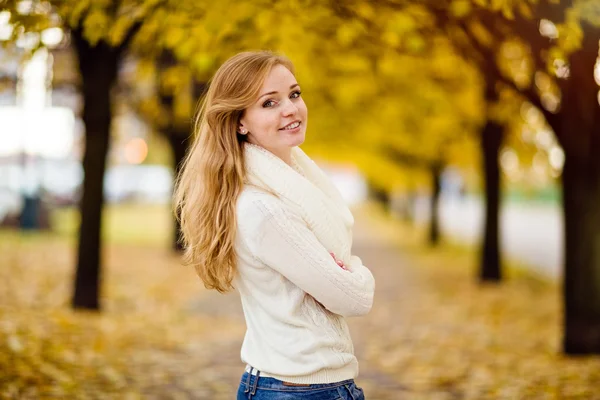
{"left": 239, "top": 128, "right": 246, "bottom": 134}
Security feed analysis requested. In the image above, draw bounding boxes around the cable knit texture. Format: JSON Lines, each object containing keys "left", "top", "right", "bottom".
{"left": 234, "top": 143, "right": 376, "bottom": 384}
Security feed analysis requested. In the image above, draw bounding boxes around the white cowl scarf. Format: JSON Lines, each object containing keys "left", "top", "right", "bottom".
{"left": 243, "top": 142, "right": 355, "bottom": 264}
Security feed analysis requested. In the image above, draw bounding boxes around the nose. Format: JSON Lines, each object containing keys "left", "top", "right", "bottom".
{"left": 281, "top": 98, "right": 298, "bottom": 116}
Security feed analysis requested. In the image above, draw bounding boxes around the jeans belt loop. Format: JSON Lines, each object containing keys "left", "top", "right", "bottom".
{"left": 250, "top": 369, "right": 261, "bottom": 395}
{"left": 244, "top": 367, "right": 253, "bottom": 393}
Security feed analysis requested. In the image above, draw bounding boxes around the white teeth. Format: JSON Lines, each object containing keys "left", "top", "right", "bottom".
{"left": 282, "top": 122, "right": 300, "bottom": 130}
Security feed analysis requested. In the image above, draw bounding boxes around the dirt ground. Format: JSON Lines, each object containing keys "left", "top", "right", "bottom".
{"left": 1, "top": 205, "right": 599, "bottom": 399}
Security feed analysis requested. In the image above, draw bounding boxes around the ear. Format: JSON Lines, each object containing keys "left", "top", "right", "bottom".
{"left": 238, "top": 121, "right": 247, "bottom": 135}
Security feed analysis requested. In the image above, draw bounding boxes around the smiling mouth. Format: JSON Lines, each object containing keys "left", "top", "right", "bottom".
{"left": 279, "top": 121, "right": 301, "bottom": 130}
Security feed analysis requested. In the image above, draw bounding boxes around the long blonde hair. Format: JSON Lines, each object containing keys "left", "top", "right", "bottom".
{"left": 174, "top": 51, "right": 294, "bottom": 293}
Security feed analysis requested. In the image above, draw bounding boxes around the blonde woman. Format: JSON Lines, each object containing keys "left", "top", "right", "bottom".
{"left": 175, "top": 51, "right": 375, "bottom": 400}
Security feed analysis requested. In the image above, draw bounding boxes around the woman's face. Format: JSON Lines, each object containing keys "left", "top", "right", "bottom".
{"left": 239, "top": 64, "right": 307, "bottom": 164}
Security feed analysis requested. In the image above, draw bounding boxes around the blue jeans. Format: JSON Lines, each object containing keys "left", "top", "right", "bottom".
{"left": 237, "top": 369, "right": 365, "bottom": 399}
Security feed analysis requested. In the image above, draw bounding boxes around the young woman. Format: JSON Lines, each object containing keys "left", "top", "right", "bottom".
{"left": 174, "top": 51, "right": 375, "bottom": 400}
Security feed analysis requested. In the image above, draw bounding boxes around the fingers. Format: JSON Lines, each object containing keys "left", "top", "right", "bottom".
{"left": 330, "top": 252, "right": 347, "bottom": 269}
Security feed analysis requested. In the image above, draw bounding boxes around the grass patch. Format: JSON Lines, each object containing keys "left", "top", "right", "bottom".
{"left": 15, "top": 202, "right": 176, "bottom": 247}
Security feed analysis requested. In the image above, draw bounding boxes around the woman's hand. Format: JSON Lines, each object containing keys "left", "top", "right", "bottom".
{"left": 329, "top": 252, "right": 348, "bottom": 270}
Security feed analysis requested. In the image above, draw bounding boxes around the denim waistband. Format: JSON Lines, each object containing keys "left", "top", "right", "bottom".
{"left": 241, "top": 367, "right": 354, "bottom": 392}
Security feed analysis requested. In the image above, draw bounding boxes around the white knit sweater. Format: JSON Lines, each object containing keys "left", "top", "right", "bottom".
{"left": 233, "top": 144, "right": 375, "bottom": 384}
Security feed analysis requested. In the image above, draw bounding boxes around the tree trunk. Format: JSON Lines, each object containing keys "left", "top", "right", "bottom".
{"left": 556, "top": 27, "right": 600, "bottom": 353}
{"left": 479, "top": 120, "right": 504, "bottom": 282}
{"left": 167, "top": 134, "right": 189, "bottom": 251}
{"left": 367, "top": 181, "right": 390, "bottom": 212}
{"left": 71, "top": 31, "right": 120, "bottom": 310}
{"left": 429, "top": 163, "right": 442, "bottom": 246}
{"left": 562, "top": 159, "right": 600, "bottom": 353}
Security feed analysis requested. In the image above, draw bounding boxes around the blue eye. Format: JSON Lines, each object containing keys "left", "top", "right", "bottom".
{"left": 262, "top": 90, "right": 301, "bottom": 108}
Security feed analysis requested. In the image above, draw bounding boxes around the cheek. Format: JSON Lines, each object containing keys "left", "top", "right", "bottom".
{"left": 252, "top": 111, "right": 280, "bottom": 134}
{"left": 265, "top": 113, "right": 281, "bottom": 131}
{"left": 247, "top": 110, "right": 274, "bottom": 130}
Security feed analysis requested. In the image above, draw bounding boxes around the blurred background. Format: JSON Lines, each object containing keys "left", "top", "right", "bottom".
{"left": 1, "top": 0, "right": 599, "bottom": 399}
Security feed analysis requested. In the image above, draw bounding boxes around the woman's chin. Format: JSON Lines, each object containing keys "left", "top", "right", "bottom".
{"left": 287, "top": 130, "right": 306, "bottom": 147}
{"left": 290, "top": 135, "right": 306, "bottom": 148}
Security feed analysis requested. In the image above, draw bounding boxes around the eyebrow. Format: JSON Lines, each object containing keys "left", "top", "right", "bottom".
{"left": 258, "top": 84, "right": 300, "bottom": 100}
